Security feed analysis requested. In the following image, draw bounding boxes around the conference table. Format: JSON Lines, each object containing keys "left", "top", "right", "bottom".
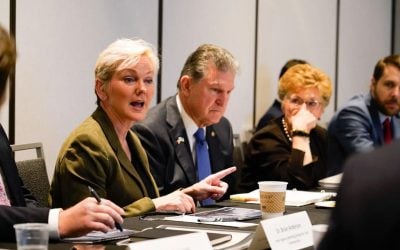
{"left": 0, "top": 201, "right": 332, "bottom": 250}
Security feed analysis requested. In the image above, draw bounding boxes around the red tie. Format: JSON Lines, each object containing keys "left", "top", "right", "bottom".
{"left": 383, "top": 118, "right": 393, "bottom": 144}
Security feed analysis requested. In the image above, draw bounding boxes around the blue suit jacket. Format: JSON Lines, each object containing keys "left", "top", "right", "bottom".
{"left": 0, "top": 125, "right": 48, "bottom": 242}
{"left": 327, "top": 93, "right": 400, "bottom": 175}
{"left": 132, "top": 96, "right": 236, "bottom": 198}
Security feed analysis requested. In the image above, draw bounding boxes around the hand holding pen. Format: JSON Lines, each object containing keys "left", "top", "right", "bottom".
{"left": 57, "top": 195, "right": 124, "bottom": 238}
{"left": 88, "top": 186, "right": 124, "bottom": 232}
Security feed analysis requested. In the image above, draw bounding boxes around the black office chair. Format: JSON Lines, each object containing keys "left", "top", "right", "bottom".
{"left": 11, "top": 142, "right": 50, "bottom": 207}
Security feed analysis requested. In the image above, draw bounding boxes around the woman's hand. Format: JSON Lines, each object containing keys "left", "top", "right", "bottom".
{"left": 58, "top": 197, "right": 124, "bottom": 238}
{"left": 290, "top": 104, "right": 318, "bottom": 133}
{"left": 183, "top": 166, "right": 236, "bottom": 201}
{"left": 289, "top": 104, "right": 316, "bottom": 165}
{"left": 152, "top": 190, "right": 196, "bottom": 214}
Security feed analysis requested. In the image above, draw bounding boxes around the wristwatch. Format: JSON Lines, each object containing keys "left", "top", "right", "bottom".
{"left": 291, "top": 130, "right": 310, "bottom": 138}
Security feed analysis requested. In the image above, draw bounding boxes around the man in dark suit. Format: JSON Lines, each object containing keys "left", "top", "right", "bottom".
{"left": 327, "top": 54, "right": 400, "bottom": 175}
{"left": 318, "top": 140, "right": 400, "bottom": 249}
{"left": 255, "top": 59, "right": 308, "bottom": 132}
{"left": 133, "top": 44, "right": 238, "bottom": 200}
{"left": 0, "top": 24, "right": 124, "bottom": 241}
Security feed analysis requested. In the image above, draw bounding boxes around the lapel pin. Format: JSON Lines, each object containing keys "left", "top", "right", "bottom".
{"left": 176, "top": 137, "right": 185, "bottom": 144}
{"left": 211, "top": 131, "right": 215, "bottom": 137}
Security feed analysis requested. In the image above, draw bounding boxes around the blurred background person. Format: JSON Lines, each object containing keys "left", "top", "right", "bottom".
{"left": 50, "top": 39, "right": 234, "bottom": 216}
{"left": 319, "top": 140, "right": 400, "bottom": 250}
{"left": 327, "top": 54, "right": 400, "bottom": 175}
{"left": 239, "top": 64, "right": 332, "bottom": 191}
{"left": 0, "top": 24, "right": 124, "bottom": 242}
{"left": 255, "top": 59, "right": 308, "bottom": 132}
{"left": 133, "top": 44, "right": 239, "bottom": 203}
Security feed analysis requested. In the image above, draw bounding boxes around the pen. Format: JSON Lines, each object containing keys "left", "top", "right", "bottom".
{"left": 88, "top": 186, "right": 123, "bottom": 232}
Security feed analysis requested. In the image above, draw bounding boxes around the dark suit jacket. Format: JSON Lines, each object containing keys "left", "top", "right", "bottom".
{"left": 132, "top": 96, "right": 236, "bottom": 198}
{"left": 255, "top": 99, "right": 282, "bottom": 132}
{"left": 0, "top": 125, "right": 48, "bottom": 242}
{"left": 50, "top": 107, "right": 158, "bottom": 217}
{"left": 240, "top": 117, "right": 328, "bottom": 191}
{"left": 327, "top": 93, "right": 400, "bottom": 175}
{"left": 318, "top": 140, "right": 400, "bottom": 250}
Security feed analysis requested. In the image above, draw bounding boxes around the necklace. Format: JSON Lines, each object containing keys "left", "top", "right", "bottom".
{"left": 282, "top": 117, "right": 292, "bottom": 141}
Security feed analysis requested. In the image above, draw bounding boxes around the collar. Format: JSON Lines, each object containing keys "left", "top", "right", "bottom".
{"left": 378, "top": 111, "right": 391, "bottom": 124}
{"left": 176, "top": 95, "right": 204, "bottom": 152}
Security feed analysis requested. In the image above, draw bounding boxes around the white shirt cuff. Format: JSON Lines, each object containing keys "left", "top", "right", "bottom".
{"left": 48, "top": 208, "right": 62, "bottom": 239}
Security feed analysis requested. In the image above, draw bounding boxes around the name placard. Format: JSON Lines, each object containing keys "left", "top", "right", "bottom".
{"left": 128, "top": 232, "right": 213, "bottom": 250}
{"left": 249, "top": 211, "right": 313, "bottom": 250}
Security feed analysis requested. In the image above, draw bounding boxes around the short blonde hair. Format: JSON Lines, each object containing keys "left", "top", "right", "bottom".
{"left": 94, "top": 38, "right": 159, "bottom": 104}
{"left": 278, "top": 64, "right": 332, "bottom": 106}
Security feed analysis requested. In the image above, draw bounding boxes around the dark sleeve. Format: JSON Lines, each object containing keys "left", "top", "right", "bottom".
{"left": 209, "top": 119, "right": 236, "bottom": 197}
{"left": 0, "top": 206, "right": 49, "bottom": 242}
{"left": 132, "top": 123, "right": 171, "bottom": 195}
{"left": 331, "top": 106, "right": 375, "bottom": 154}
{"left": 20, "top": 179, "right": 41, "bottom": 208}
{"left": 242, "top": 122, "right": 326, "bottom": 190}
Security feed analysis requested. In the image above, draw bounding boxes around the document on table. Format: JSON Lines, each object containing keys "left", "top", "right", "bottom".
{"left": 163, "top": 207, "right": 260, "bottom": 228}
{"left": 230, "top": 189, "right": 336, "bottom": 207}
{"left": 156, "top": 225, "right": 254, "bottom": 250}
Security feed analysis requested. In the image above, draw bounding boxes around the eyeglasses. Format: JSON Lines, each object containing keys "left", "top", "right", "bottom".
{"left": 286, "top": 96, "right": 322, "bottom": 110}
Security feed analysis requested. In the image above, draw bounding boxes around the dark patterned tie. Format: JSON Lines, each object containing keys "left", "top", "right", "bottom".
{"left": 194, "top": 128, "right": 214, "bottom": 206}
{"left": 383, "top": 118, "right": 393, "bottom": 144}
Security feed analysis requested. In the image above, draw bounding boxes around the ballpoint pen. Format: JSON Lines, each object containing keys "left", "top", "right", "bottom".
{"left": 88, "top": 186, "right": 123, "bottom": 232}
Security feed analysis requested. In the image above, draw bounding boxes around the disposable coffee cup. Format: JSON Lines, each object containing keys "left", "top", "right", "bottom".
{"left": 258, "top": 181, "right": 288, "bottom": 219}
{"left": 14, "top": 223, "right": 49, "bottom": 250}
{"left": 312, "top": 224, "right": 328, "bottom": 249}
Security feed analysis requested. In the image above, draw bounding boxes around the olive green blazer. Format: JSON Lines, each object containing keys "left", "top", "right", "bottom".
{"left": 50, "top": 107, "right": 159, "bottom": 217}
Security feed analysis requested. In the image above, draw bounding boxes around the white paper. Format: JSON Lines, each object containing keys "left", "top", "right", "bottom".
{"left": 158, "top": 225, "right": 253, "bottom": 250}
{"left": 164, "top": 214, "right": 257, "bottom": 228}
{"left": 262, "top": 211, "right": 313, "bottom": 250}
{"left": 128, "top": 232, "right": 213, "bottom": 250}
{"left": 230, "top": 189, "right": 335, "bottom": 207}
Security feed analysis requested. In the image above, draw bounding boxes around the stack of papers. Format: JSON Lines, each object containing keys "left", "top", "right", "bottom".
{"left": 230, "top": 189, "right": 335, "bottom": 207}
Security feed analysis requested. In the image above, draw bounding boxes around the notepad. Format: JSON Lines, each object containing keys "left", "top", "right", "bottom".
{"left": 61, "top": 229, "right": 136, "bottom": 243}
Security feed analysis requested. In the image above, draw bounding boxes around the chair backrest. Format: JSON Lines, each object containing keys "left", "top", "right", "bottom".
{"left": 233, "top": 134, "right": 246, "bottom": 186}
{"left": 233, "top": 134, "right": 245, "bottom": 167}
{"left": 11, "top": 142, "right": 50, "bottom": 207}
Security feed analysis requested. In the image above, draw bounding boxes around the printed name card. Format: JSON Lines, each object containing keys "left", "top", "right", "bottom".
{"left": 249, "top": 211, "right": 313, "bottom": 250}
{"left": 128, "top": 232, "right": 213, "bottom": 250}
